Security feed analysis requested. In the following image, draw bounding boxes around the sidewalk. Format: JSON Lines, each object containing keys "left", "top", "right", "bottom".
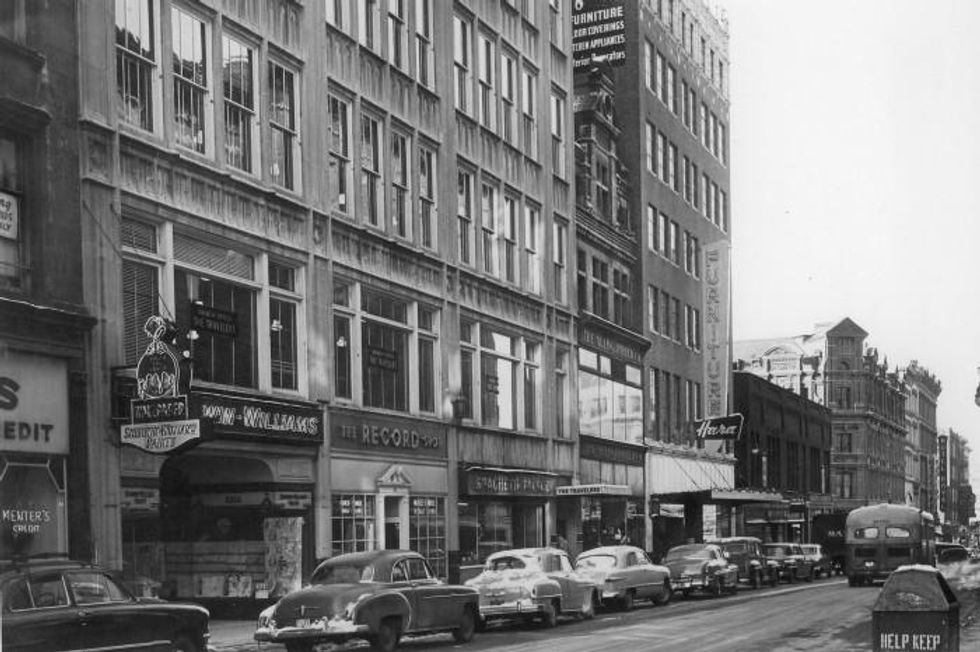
{"left": 209, "top": 620, "right": 261, "bottom": 651}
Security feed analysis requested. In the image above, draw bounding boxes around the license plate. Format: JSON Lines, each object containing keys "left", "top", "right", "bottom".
{"left": 296, "top": 618, "right": 312, "bottom": 628}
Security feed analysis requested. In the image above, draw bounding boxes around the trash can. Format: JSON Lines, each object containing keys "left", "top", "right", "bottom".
{"left": 872, "top": 565, "right": 959, "bottom": 652}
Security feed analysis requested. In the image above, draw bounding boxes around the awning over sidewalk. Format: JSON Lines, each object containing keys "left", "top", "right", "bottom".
{"left": 649, "top": 488, "right": 786, "bottom": 505}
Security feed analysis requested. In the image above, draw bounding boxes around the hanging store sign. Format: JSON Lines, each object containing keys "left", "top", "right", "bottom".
{"left": 556, "top": 484, "right": 631, "bottom": 497}
{"left": 702, "top": 241, "right": 731, "bottom": 420}
{"left": 580, "top": 435, "right": 645, "bottom": 466}
{"left": 695, "top": 414, "right": 744, "bottom": 441}
{"left": 572, "top": 0, "right": 628, "bottom": 70}
{"left": 0, "top": 190, "right": 19, "bottom": 240}
{"left": 191, "top": 388, "right": 323, "bottom": 445}
{"left": 1, "top": 352, "right": 69, "bottom": 455}
{"left": 121, "top": 419, "right": 202, "bottom": 453}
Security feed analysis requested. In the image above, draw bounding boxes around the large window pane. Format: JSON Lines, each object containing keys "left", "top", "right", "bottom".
{"left": 334, "top": 315, "right": 351, "bottom": 399}
{"left": 270, "top": 298, "right": 296, "bottom": 390}
{"left": 418, "top": 338, "right": 434, "bottom": 412}
{"left": 481, "top": 354, "right": 515, "bottom": 429}
{"left": 362, "top": 321, "right": 408, "bottom": 411}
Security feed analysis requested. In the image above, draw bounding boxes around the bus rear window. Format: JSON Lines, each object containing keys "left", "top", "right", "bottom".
{"left": 853, "top": 527, "right": 879, "bottom": 539}
{"left": 885, "top": 527, "right": 910, "bottom": 538}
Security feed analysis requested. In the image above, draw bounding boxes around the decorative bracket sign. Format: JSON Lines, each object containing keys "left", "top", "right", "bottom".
{"left": 695, "top": 413, "right": 745, "bottom": 441}
{"left": 120, "top": 315, "right": 201, "bottom": 454}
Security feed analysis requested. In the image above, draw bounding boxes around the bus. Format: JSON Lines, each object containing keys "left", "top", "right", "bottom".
{"left": 844, "top": 503, "right": 936, "bottom": 587}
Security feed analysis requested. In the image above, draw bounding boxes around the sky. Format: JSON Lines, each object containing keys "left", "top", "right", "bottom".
{"left": 718, "top": 0, "right": 980, "bottom": 492}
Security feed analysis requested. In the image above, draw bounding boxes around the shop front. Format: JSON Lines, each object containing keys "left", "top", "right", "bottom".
{"left": 118, "top": 386, "right": 322, "bottom": 618}
{"left": 457, "top": 466, "right": 564, "bottom": 580}
{"left": 0, "top": 351, "right": 71, "bottom": 560}
{"left": 329, "top": 409, "right": 450, "bottom": 578}
{"left": 573, "top": 435, "right": 646, "bottom": 554}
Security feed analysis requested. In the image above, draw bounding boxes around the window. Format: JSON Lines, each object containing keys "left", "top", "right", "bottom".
{"left": 836, "top": 432, "right": 852, "bottom": 453}
{"left": 480, "top": 183, "right": 496, "bottom": 275}
{"left": 453, "top": 15, "right": 472, "bottom": 114}
{"left": 326, "top": 0, "right": 349, "bottom": 31}
{"left": 223, "top": 36, "right": 256, "bottom": 173}
{"left": 837, "top": 472, "right": 854, "bottom": 499}
{"left": 524, "top": 342, "right": 539, "bottom": 430}
{"left": 409, "top": 496, "right": 446, "bottom": 577}
{"left": 122, "top": 259, "right": 160, "bottom": 364}
{"left": 668, "top": 143, "right": 678, "bottom": 192}
{"left": 654, "top": 51, "right": 664, "bottom": 98}
{"left": 457, "top": 168, "right": 474, "bottom": 264}
{"left": 591, "top": 257, "right": 608, "bottom": 319}
{"left": 69, "top": 573, "right": 129, "bottom": 605}
{"left": 0, "top": 0, "right": 26, "bottom": 44}
{"left": 524, "top": 204, "right": 541, "bottom": 294}
{"left": 269, "top": 62, "right": 298, "bottom": 190}
{"left": 418, "top": 307, "right": 436, "bottom": 413}
{"left": 576, "top": 249, "right": 588, "bottom": 311}
{"left": 418, "top": 146, "right": 436, "bottom": 249}
{"left": 387, "top": 0, "right": 407, "bottom": 70}
{"left": 116, "top": 0, "right": 157, "bottom": 131}
{"left": 522, "top": 67, "right": 538, "bottom": 159}
{"left": 700, "top": 102, "right": 709, "bottom": 148}
{"left": 658, "top": 212, "right": 668, "bottom": 259}
{"left": 391, "top": 131, "right": 410, "bottom": 238}
{"left": 172, "top": 7, "right": 209, "bottom": 154}
{"left": 501, "top": 51, "right": 518, "bottom": 145}
{"left": 478, "top": 34, "right": 496, "bottom": 129}
{"left": 720, "top": 189, "right": 729, "bottom": 232}
{"left": 553, "top": 218, "right": 567, "bottom": 303}
{"left": 718, "top": 121, "right": 727, "bottom": 164}
{"left": 549, "top": 0, "right": 563, "bottom": 49}
{"left": 459, "top": 323, "right": 540, "bottom": 431}
{"left": 667, "top": 64, "right": 677, "bottom": 114}
{"left": 682, "top": 80, "right": 691, "bottom": 129}
{"left": 646, "top": 204, "right": 655, "bottom": 252}
{"left": 481, "top": 329, "right": 515, "bottom": 428}
{"left": 361, "top": 290, "right": 410, "bottom": 411}
{"left": 0, "top": 136, "right": 24, "bottom": 288}
{"left": 329, "top": 95, "right": 352, "bottom": 214}
{"left": 656, "top": 132, "right": 666, "bottom": 182}
{"left": 645, "top": 123, "right": 656, "bottom": 175}
{"left": 644, "top": 41, "right": 654, "bottom": 91}
{"left": 648, "top": 285, "right": 660, "bottom": 334}
{"left": 551, "top": 91, "right": 566, "bottom": 179}
{"left": 332, "top": 494, "right": 376, "bottom": 556}
{"left": 334, "top": 286, "right": 352, "bottom": 399}
{"left": 555, "top": 349, "right": 568, "bottom": 438}
{"left": 361, "top": 114, "right": 382, "bottom": 225}
{"left": 578, "top": 348, "right": 643, "bottom": 444}
{"left": 358, "top": 0, "right": 381, "bottom": 51}
{"left": 710, "top": 112, "right": 718, "bottom": 157}
{"left": 501, "top": 195, "right": 517, "bottom": 282}
{"left": 671, "top": 297, "right": 682, "bottom": 343}
{"left": 683, "top": 156, "right": 692, "bottom": 203}
{"left": 415, "top": 0, "right": 433, "bottom": 86}
{"left": 649, "top": 368, "right": 659, "bottom": 439}
{"left": 659, "top": 289, "right": 670, "bottom": 339}
{"left": 270, "top": 262, "right": 298, "bottom": 390}
{"left": 669, "top": 220, "right": 680, "bottom": 265}
{"left": 594, "top": 155, "right": 611, "bottom": 217}
{"left": 613, "top": 269, "right": 630, "bottom": 327}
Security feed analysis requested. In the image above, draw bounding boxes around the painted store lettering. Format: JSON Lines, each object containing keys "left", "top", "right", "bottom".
{"left": 878, "top": 632, "right": 942, "bottom": 650}
{"left": 3, "top": 420, "right": 55, "bottom": 443}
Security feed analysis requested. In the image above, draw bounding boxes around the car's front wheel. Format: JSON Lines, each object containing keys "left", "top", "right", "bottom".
{"left": 539, "top": 599, "right": 559, "bottom": 628}
{"left": 621, "top": 589, "right": 635, "bottom": 611}
{"left": 653, "top": 580, "right": 672, "bottom": 606}
{"left": 372, "top": 617, "right": 402, "bottom": 652}
{"left": 581, "top": 590, "right": 597, "bottom": 619}
{"left": 453, "top": 605, "right": 477, "bottom": 643}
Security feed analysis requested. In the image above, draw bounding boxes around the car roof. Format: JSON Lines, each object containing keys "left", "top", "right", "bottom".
{"left": 578, "top": 545, "right": 643, "bottom": 556}
{"left": 710, "top": 536, "right": 762, "bottom": 544}
{"left": 0, "top": 558, "right": 94, "bottom": 582}
{"left": 486, "top": 547, "right": 564, "bottom": 560}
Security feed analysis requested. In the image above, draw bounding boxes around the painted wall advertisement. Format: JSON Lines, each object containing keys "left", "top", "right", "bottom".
{"left": 702, "top": 242, "right": 731, "bottom": 416}
{"left": 572, "top": 0, "right": 628, "bottom": 70}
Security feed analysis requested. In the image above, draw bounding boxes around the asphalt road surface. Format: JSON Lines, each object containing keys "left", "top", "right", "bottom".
{"left": 237, "top": 577, "right": 899, "bottom": 652}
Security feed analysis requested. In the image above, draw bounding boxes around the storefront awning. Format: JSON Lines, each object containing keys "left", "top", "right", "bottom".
{"left": 556, "top": 484, "right": 631, "bottom": 497}
{"left": 650, "top": 488, "right": 786, "bottom": 505}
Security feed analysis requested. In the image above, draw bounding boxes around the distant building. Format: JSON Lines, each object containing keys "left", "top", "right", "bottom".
{"left": 898, "top": 362, "right": 941, "bottom": 514}
{"left": 732, "top": 372, "right": 832, "bottom": 542}
{"left": 735, "top": 318, "right": 907, "bottom": 512}
{"left": 942, "top": 429, "right": 975, "bottom": 537}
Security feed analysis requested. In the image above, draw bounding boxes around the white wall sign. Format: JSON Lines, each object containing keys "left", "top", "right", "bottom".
{"left": 0, "top": 191, "right": 19, "bottom": 241}
{"left": 1, "top": 352, "right": 69, "bottom": 455}
{"left": 120, "top": 419, "right": 201, "bottom": 453}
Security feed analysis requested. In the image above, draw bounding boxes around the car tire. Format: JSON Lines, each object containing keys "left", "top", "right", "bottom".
{"left": 653, "top": 580, "right": 672, "bottom": 606}
{"left": 540, "top": 599, "right": 559, "bottom": 628}
{"left": 453, "top": 605, "right": 477, "bottom": 643}
{"left": 581, "top": 590, "right": 597, "bottom": 620}
{"left": 372, "top": 617, "right": 401, "bottom": 652}
{"left": 171, "top": 635, "right": 200, "bottom": 652}
{"left": 622, "top": 590, "right": 635, "bottom": 611}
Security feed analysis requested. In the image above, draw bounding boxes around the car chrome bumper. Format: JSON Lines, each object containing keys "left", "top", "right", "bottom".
{"left": 671, "top": 578, "right": 709, "bottom": 590}
{"left": 480, "top": 598, "right": 545, "bottom": 617}
{"left": 254, "top": 622, "right": 370, "bottom": 643}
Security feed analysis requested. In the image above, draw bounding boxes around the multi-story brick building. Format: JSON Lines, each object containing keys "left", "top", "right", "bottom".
{"left": 732, "top": 372, "right": 832, "bottom": 542}
{"left": 942, "top": 429, "right": 975, "bottom": 536}
{"left": 898, "top": 362, "right": 941, "bottom": 514}
{"left": 0, "top": 2, "right": 96, "bottom": 562}
{"left": 735, "top": 317, "right": 907, "bottom": 513}
{"left": 76, "top": 0, "right": 575, "bottom": 613}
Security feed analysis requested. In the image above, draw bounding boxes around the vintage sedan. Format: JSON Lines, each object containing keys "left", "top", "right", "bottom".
{"left": 763, "top": 542, "right": 815, "bottom": 583}
{"left": 663, "top": 543, "right": 739, "bottom": 597}
{"left": 1, "top": 558, "right": 211, "bottom": 652}
{"left": 799, "top": 543, "right": 832, "bottom": 578}
{"left": 573, "top": 545, "right": 672, "bottom": 610}
{"left": 254, "top": 549, "right": 479, "bottom": 652}
{"left": 464, "top": 547, "right": 598, "bottom": 627}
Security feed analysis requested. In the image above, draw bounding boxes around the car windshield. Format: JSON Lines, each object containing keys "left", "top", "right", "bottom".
{"left": 311, "top": 563, "right": 375, "bottom": 585}
{"left": 576, "top": 554, "right": 618, "bottom": 570}
{"left": 665, "top": 546, "right": 712, "bottom": 561}
{"left": 486, "top": 556, "right": 536, "bottom": 571}
{"left": 765, "top": 546, "right": 792, "bottom": 557}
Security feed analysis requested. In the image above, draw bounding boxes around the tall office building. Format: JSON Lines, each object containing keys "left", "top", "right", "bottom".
{"left": 898, "top": 362, "right": 941, "bottom": 514}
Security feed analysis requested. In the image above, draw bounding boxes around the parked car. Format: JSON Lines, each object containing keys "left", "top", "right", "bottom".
{"left": 1, "top": 558, "right": 211, "bottom": 652}
{"left": 663, "top": 543, "right": 740, "bottom": 597}
{"left": 710, "top": 536, "right": 777, "bottom": 588}
{"left": 464, "top": 547, "right": 598, "bottom": 628}
{"left": 799, "top": 543, "right": 832, "bottom": 578}
{"left": 255, "top": 550, "right": 479, "bottom": 652}
{"left": 763, "top": 543, "right": 815, "bottom": 583}
{"left": 573, "top": 545, "right": 672, "bottom": 610}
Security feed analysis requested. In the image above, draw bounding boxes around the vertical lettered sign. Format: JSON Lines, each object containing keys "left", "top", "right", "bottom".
{"left": 702, "top": 241, "right": 731, "bottom": 420}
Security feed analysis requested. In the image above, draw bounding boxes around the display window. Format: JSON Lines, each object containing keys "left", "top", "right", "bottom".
{"left": 0, "top": 459, "right": 67, "bottom": 559}
{"left": 331, "top": 493, "right": 377, "bottom": 556}
{"left": 458, "top": 501, "right": 544, "bottom": 566}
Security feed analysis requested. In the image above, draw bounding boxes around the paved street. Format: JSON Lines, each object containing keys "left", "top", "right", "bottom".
{"left": 211, "top": 579, "right": 980, "bottom": 652}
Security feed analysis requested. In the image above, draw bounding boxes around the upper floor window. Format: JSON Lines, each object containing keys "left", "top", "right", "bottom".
{"left": 326, "top": 0, "right": 350, "bottom": 32}
{"left": 549, "top": 0, "right": 564, "bottom": 49}
{"left": 501, "top": 195, "right": 518, "bottom": 283}
{"left": 457, "top": 168, "right": 474, "bottom": 265}
{"left": 359, "top": 0, "right": 382, "bottom": 52}
{"left": 0, "top": 136, "right": 23, "bottom": 289}
{"left": 329, "top": 94, "right": 352, "bottom": 214}
{"left": 500, "top": 51, "right": 518, "bottom": 146}
{"left": 418, "top": 146, "right": 436, "bottom": 249}
{"left": 478, "top": 34, "right": 496, "bottom": 129}
{"left": 269, "top": 62, "right": 299, "bottom": 190}
{"left": 360, "top": 113, "right": 383, "bottom": 225}
{"left": 391, "top": 131, "right": 411, "bottom": 238}
{"left": 172, "top": 7, "right": 210, "bottom": 155}
{"left": 453, "top": 15, "right": 472, "bottom": 114}
{"left": 550, "top": 90, "right": 566, "bottom": 179}
{"left": 415, "top": 0, "right": 433, "bottom": 87}
{"left": 0, "top": 0, "right": 26, "bottom": 43}
{"left": 459, "top": 322, "right": 540, "bottom": 431}
{"left": 524, "top": 204, "right": 541, "bottom": 294}
{"left": 269, "top": 261, "right": 300, "bottom": 390}
{"left": 522, "top": 67, "right": 538, "bottom": 160}
{"left": 578, "top": 348, "right": 643, "bottom": 444}
{"left": 222, "top": 35, "right": 257, "bottom": 174}
{"left": 387, "top": 0, "right": 407, "bottom": 70}
{"left": 116, "top": 0, "right": 157, "bottom": 132}
{"left": 480, "top": 183, "right": 497, "bottom": 276}
{"left": 553, "top": 218, "right": 567, "bottom": 304}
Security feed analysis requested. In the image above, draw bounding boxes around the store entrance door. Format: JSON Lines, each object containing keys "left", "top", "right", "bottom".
{"left": 385, "top": 496, "right": 403, "bottom": 550}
